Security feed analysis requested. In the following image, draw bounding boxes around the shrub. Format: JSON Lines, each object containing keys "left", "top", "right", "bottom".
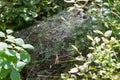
{"left": 62, "top": 30, "right": 120, "bottom": 80}
{"left": 0, "top": 29, "right": 34, "bottom": 80}
{"left": 61, "top": 0, "right": 120, "bottom": 80}
{"left": 0, "top": 0, "right": 67, "bottom": 31}
{"left": 88, "top": 0, "right": 120, "bottom": 38}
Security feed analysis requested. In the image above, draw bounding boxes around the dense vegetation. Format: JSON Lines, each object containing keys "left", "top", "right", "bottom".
{"left": 0, "top": 29, "right": 34, "bottom": 80}
{"left": 0, "top": 0, "right": 120, "bottom": 80}
{"left": 0, "top": 0, "right": 67, "bottom": 31}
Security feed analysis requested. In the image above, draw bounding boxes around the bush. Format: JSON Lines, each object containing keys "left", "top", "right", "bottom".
{"left": 61, "top": 0, "right": 120, "bottom": 80}
{"left": 62, "top": 30, "right": 120, "bottom": 80}
{"left": 0, "top": 29, "right": 34, "bottom": 80}
{"left": 0, "top": 0, "right": 67, "bottom": 31}
{"left": 88, "top": 0, "right": 120, "bottom": 38}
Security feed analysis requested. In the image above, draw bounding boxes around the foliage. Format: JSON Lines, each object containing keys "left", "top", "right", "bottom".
{"left": 61, "top": 0, "right": 120, "bottom": 80}
{"left": 62, "top": 30, "right": 120, "bottom": 80}
{"left": 0, "top": 29, "right": 34, "bottom": 80}
{"left": 88, "top": 0, "right": 120, "bottom": 38}
{"left": 0, "top": 0, "right": 67, "bottom": 31}
{"left": 6, "top": 0, "right": 120, "bottom": 79}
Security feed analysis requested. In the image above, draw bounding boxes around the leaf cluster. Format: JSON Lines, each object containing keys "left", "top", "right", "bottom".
{"left": 0, "top": 29, "right": 34, "bottom": 80}
{"left": 0, "top": 0, "right": 66, "bottom": 31}
{"left": 61, "top": 0, "right": 120, "bottom": 80}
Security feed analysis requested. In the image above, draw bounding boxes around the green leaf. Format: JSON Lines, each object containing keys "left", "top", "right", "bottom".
{"left": 5, "top": 49, "right": 17, "bottom": 56}
{"left": 10, "top": 69, "right": 21, "bottom": 80}
{"left": 3, "top": 61, "right": 11, "bottom": 69}
{"left": 0, "top": 31, "right": 5, "bottom": 37}
{"left": 6, "top": 29, "right": 13, "bottom": 34}
{"left": 16, "top": 53, "right": 20, "bottom": 60}
{"left": 22, "top": 44, "right": 34, "bottom": 49}
{"left": 15, "top": 61, "right": 26, "bottom": 71}
{"left": 14, "top": 38, "right": 24, "bottom": 46}
{"left": 20, "top": 50, "right": 31, "bottom": 62}
{"left": 7, "top": 56, "right": 18, "bottom": 64}
{"left": 0, "top": 42, "right": 7, "bottom": 51}
{"left": 31, "top": 12, "right": 38, "bottom": 18}
{"left": 0, "top": 68, "right": 10, "bottom": 79}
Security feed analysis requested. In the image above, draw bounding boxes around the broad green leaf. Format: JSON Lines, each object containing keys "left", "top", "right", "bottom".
{"left": 0, "top": 42, "right": 7, "bottom": 51}
{"left": 16, "top": 53, "right": 20, "bottom": 60}
{"left": 0, "top": 31, "right": 5, "bottom": 37}
{"left": 7, "top": 56, "right": 18, "bottom": 64}
{"left": 3, "top": 61, "right": 11, "bottom": 69}
{"left": 0, "top": 68, "right": 10, "bottom": 79}
{"left": 10, "top": 69, "right": 21, "bottom": 80}
{"left": 20, "top": 50, "right": 31, "bottom": 62}
{"left": 5, "top": 49, "right": 16, "bottom": 56}
{"left": 22, "top": 44, "right": 34, "bottom": 49}
{"left": 0, "top": 50, "right": 5, "bottom": 55}
{"left": 6, "top": 29, "right": 13, "bottom": 34}
{"left": 14, "top": 38, "right": 24, "bottom": 46}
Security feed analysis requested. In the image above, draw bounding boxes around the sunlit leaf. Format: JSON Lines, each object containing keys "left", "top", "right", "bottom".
{"left": 0, "top": 31, "right": 5, "bottom": 37}
{"left": 87, "top": 35, "right": 93, "bottom": 41}
{"left": 7, "top": 35, "right": 15, "bottom": 39}
{"left": 93, "top": 30, "right": 103, "bottom": 35}
{"left": 72, "top": 45, "right": 79, "bottom": 52}
{"left": 0, "top": 42, "right": 7, "bottom": 51}
{"left": 22, "top": 44, "right": 34, "bottom": 49}
{"left": 15, "top": 61, "right": 26, "bottom": 71}
{"left": 64, "top": 0, "right": 75, "bottom": 3}
{"left": 5, "top": 49, "right": 16, "bottom": 56}
{"left": 14, "top": 38, "right": 24, "bottom": 46}
{"left": 69, "top": 67, "right": 78, "bottom": 73}
{"left": 104, "top": 30, "right": 112, "bottom": 37}
{"left": 6, "top": 29, "right": 13, "bottom": 34}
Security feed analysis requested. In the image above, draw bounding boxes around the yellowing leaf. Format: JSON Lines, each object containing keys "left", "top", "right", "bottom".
{"left": 71, "top": 45, "right": 81, "bottom": 55}
{"left": 87, "top": 35, "right": 93, "bottom": 41}
{"left": 72, "top": 45, "right": 79, "bottom": 52}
